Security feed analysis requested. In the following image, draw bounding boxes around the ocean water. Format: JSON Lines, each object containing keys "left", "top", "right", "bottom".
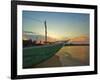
{"left": 56, "top": 46, "right": 89, "bottom": 66}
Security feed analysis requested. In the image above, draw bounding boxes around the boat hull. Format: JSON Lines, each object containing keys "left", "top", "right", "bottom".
{"left": 23, "top": 43, "right": 63, "bottom": 68}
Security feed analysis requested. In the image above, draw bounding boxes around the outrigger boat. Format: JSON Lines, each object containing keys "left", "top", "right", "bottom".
{"left": 23, "top": 20, "right": 66, "bottom": 68}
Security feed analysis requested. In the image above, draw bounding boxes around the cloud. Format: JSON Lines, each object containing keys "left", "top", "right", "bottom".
{"left": 70, "top": 35, "right": 89, "bottom": 44}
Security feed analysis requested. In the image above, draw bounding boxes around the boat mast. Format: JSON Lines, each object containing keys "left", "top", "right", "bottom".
{"left": 44, "top": 20, "right": 47, "bottom": 44}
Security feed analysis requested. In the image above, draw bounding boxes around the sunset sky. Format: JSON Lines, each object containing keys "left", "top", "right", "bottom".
{"left": 22, "top": 11, "right": 89, "bottom": 40}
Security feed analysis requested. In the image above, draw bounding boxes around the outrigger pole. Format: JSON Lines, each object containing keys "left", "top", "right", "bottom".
{"left": 44, "top": 20, "right": 47, "bottom": 44}
{"left": 24, "top": 16, "right": 48, "bottom": 44}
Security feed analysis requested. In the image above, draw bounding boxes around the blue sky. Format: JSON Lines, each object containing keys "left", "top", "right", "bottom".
{"left": 22, "top": 11, "right": 89, "bottom": 40}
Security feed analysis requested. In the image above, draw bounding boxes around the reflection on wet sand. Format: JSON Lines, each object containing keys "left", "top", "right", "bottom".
{"left": 33, "top": 46, "right": 89, "bottom": 68}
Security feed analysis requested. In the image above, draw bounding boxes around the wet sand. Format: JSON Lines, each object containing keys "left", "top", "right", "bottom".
{"left": 33, "top": 46, "right": 89, "bottom": 68}
{"left": 33, "top": 53, "right": 87, "bottom": 68}
{"left": 33, "top": 55, "right": 62, "bottom": 68}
